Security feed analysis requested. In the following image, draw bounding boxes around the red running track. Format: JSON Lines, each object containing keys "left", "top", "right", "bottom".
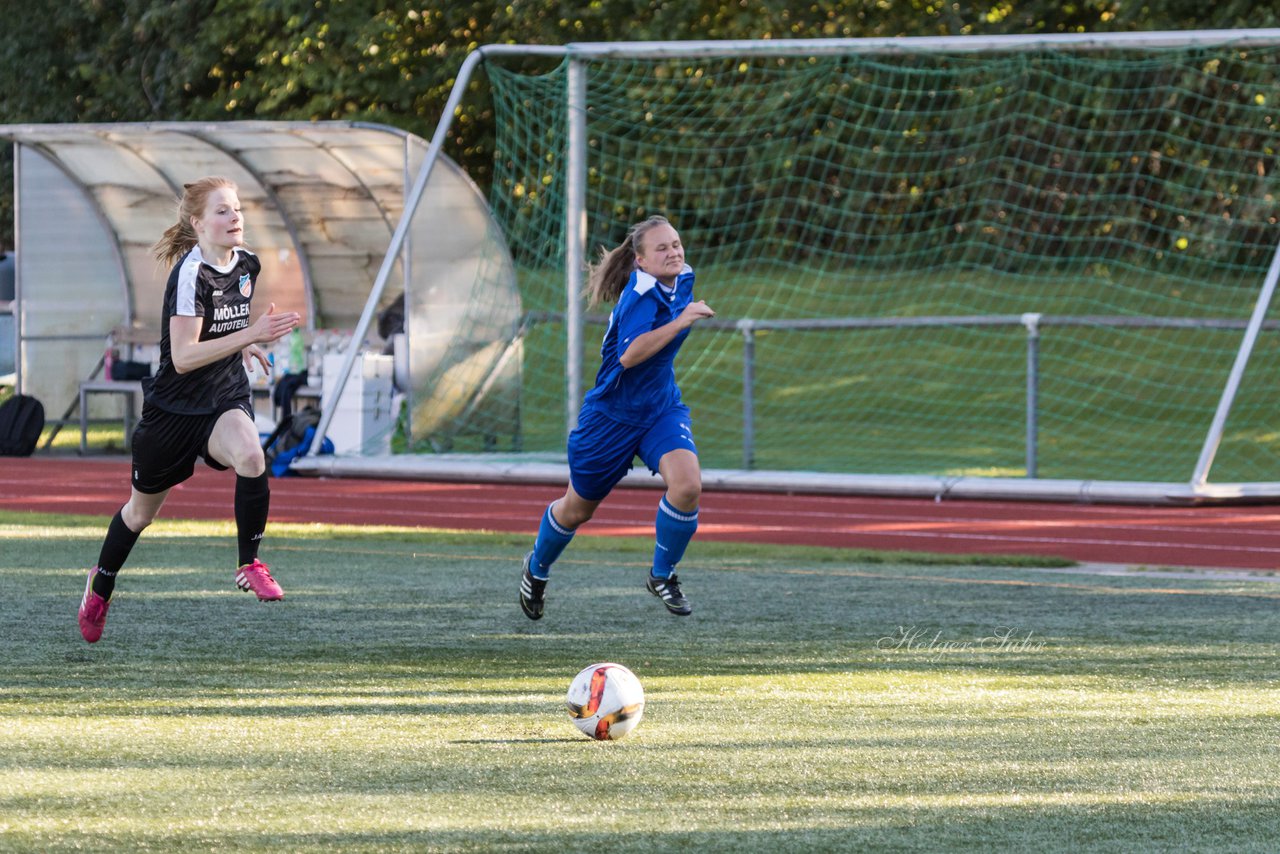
{"left": 2, "top": 456, "right": 1280, "bottom": 570}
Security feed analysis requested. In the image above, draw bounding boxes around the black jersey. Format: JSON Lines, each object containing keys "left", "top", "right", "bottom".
{"left": 145, "top": 245, "right": 259, "bottom": 415}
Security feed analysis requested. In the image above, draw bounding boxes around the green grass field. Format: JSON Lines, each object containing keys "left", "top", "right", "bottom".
{"left": 2, "top": 511, "right": 1279, "bottom": 852}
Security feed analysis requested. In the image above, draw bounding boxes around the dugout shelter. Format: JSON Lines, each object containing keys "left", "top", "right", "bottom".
{"left": 0, "top": 120, "right": 519, "bottom": 447}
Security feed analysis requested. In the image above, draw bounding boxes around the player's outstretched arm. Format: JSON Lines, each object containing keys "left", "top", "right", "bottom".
{"left": 171, "top": 302, "right": 301, "bottom": 374}
{"left": 619, "top": 300, "right": 715, "bottom": 369}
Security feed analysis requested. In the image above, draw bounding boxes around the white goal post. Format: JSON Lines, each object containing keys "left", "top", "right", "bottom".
{"left": 308, "top": 30, "right": 1280, "bottom": 504}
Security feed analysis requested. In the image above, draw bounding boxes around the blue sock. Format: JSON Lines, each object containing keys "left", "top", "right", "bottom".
{"left": 653, "top": 496, "right": 698, "bottom": 579}
{"left": 530, "top": 503, "right": 575, "bottom": 580}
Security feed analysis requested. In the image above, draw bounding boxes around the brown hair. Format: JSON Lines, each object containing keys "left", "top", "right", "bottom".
{"left": 152, "top": 176, "right": 238, "bottom": 267}
{"left": 584, "top": 215, "right": 674, "bottom": 307}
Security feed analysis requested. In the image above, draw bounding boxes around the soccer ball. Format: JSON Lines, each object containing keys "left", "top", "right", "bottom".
{"left": 565, "top": 662, "right": 645, "bottom": 740}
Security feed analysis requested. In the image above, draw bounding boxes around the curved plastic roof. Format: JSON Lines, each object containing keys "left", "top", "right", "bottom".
{"left": 1, "top": 120, "right": 519, "bottom": 437}
{"left": 2, "top": 120, "right": 432, "bottom": 334}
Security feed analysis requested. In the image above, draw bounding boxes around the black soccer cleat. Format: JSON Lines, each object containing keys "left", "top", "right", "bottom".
{"left": 519, "top": 552, "right": 547, "bottom": 620}
{"left": 646, "top": 573, "right": 692, "bottom": 616}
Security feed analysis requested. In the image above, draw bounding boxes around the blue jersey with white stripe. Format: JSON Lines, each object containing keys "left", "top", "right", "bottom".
{"left": 582, "top": 265, "right": 695, "bottom": 426}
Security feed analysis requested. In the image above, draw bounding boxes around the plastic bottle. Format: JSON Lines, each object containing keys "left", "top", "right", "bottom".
{"left": 307, "top": 332, "right": 324, "bottom": 387}
{"left": 103, "top": 339, "right": 115, "bottom": 380}
{"left": 271, "top": 338, "right": 287, "bottom": 375}
{"left": 289, "top": 329, "right": 305, "bottom": 377}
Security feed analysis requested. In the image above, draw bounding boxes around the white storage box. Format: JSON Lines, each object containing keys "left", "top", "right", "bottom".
{"left": 320, "top": 353, "right": 395, "bottom": 455}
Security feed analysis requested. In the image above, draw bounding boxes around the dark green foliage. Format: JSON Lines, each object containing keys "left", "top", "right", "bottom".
{"left": 0, "top": 0, "right": 1274, "bottom": 247}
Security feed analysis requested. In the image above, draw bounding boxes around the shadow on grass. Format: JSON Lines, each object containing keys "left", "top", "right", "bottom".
{"left": 0, "top": 803, "right": 1278, "bottom": 853}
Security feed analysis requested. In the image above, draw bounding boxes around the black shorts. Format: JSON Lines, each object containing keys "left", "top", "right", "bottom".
{"left": 130, "top": 399, "right": 254, "bottom": 494}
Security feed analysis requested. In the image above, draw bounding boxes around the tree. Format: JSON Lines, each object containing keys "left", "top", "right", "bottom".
{"left": 2, "top": 0, "right": 1274, "bottom": 247}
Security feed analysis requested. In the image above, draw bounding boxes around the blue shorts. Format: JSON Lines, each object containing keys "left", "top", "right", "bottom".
{"left": 567, "top": 405, "right": 698, "bottom": 501}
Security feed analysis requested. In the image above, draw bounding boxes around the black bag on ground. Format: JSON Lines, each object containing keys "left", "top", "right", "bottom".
{"left": 0, "top": 394, "right": 45, "bottom": 456}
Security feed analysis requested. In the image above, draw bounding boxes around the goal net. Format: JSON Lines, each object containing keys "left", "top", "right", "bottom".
{"left": 336, "top": 33, "right": 1280, "bottom": 501}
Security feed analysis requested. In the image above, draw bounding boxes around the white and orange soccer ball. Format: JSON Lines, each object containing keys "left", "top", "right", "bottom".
{"left": 565, "top": 662, "right": 646, "bottom": 740}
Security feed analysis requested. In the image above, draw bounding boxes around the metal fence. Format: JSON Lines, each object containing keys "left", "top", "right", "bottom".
{"left": 547, "top": 311, "right": 1277, "bottom": 479}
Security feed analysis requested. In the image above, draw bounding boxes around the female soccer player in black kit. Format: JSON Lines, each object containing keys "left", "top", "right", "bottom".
{"left": 78, "top": 177, "right": 302, "bottom": 643}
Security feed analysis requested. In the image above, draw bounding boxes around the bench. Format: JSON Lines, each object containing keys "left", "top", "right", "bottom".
{"left": 78, "top": 379, "right": 144, "bottom": 454}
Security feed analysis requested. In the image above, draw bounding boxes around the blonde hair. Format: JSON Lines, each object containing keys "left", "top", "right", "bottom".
{"left": 584, "top": 215, "right": 674, "bottom": 307}
{"left": 152, "top": 176, "right": 238, "bottom": 267}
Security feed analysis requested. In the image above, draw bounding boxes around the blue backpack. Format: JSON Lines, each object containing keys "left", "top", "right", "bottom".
{"left": 261, "top": 406, "right": 333, "bottom": 476}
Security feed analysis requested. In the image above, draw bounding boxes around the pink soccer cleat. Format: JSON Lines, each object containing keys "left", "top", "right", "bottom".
{"left": 78, "top": 567, "right": 111, "bottom": 643}
{"left": 235, "top": 559, "right": 284, "bottom": 601}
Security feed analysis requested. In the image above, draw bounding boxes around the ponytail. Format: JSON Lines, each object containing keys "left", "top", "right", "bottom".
{"left": 152, "top": 220, "right": 198, "bottom": 269}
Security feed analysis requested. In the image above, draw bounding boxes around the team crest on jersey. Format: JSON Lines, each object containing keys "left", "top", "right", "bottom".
{"left": 238, "top": 273, "right": 252, "bottom": 298}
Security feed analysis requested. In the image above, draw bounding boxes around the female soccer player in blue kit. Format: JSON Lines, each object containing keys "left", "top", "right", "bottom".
{"left": 77, "top": 177, "right": 301, "bottom": 643}
{"left": 520, "top": 215, "right": 715, "bottom": 620}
